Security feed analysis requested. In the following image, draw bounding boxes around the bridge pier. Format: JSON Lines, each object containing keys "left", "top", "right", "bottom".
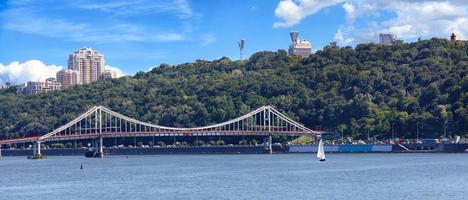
{"left": 268, "top": 134, "right": 273, "bottom": 154}
{"left": 98, "top": 136, "right": 104, "bottom": 158}
{"left": 90, "top": 137, "right": 104, "bottom": 158}
{"left": 33, "top": 141, "right": 42, "bottom": 155}
{"left": 0, "top": 144, "right": 2, "bottom": 160}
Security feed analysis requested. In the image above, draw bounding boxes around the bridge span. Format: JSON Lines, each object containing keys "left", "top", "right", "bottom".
{"left": 0, "top": 105, "right": 321, "bottom": 157}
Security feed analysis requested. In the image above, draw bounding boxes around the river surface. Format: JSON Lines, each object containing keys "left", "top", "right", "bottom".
{"left": 1, "top": 153, "right": 467, "bottom": 200}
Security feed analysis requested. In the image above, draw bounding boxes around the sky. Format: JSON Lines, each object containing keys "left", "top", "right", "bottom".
{"left": 0, "top": 0, "right": 467, "bottom": 85}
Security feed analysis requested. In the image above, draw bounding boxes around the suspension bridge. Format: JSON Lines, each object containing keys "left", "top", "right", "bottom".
{"left": 0, "top": 105, "right": 321, "bottom": 158}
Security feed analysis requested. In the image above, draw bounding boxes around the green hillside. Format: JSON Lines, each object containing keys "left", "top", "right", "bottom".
{"left": 1, "top": 38, "right": 467, "bottom": 140}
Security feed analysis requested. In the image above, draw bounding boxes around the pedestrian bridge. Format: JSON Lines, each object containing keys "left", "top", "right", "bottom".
{"left": 0, "top": 105, "right": 321, "bottom": 156}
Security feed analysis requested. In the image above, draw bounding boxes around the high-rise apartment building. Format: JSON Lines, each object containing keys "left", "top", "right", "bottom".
{"left": 288, "top": 32, "right": 312, "bottom": 57}
{"left": 56, "top": 69, "right": 79, "bottom": 88}
{"left": 68, "top": 47, "right": 105, "bottom": 84}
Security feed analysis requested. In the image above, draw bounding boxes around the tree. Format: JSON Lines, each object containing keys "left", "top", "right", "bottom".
{"left": 19, "top": 122, "right": 49, "bottom": 137}
{"left": 50, "top": 143, "right": 65, "bottom": 148}
{"left": 193, "top": 140, "right": 205, "bottom": 146}
{"left": 0, "top": 39, "right": 467, "bottom": 140}
{"left": 239, "top": 140, "right": 248, "bottom": 145}
{"left": 250, "top": 139, "right": 258, "bottom": 146}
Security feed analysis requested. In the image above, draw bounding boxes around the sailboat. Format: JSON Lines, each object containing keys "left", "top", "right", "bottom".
{"left": 317, "top": 138, "right": 326, "bottom": 162}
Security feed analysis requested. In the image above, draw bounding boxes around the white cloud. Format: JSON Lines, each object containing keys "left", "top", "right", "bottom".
{"left": 152, "top": 33, "right": 185, "bottom": 42}
{"left": 0, "top": 60, "right": 126, "bottom": 85}
{"left": 0, "top": 60, "right": 62, "bottom": 85}
{"left": 173, "top": 0, "right": 193, "bottom": 19}
{"left": 378, "top": 1, "right": 468, "bottom": 40}
{"left": 273, "top": 0, "right": 344, "bottom": 28}
{"left": 200, "top": 34, "right": 216, "bottom": 46}
{"left": 2, "top": 1, "right": 192, "bottom": 43}
{"left": 105, "top": 65, "right": 125, "bottom": 78}
{"left": 76, "top": 0, "right": 193, "bottom": 19}
{"left": 274, "top": 0, "right": 468, "bottom": 44}
{"left": 334, "top": 26, "right": 354, "bottom": 45}
{"left": 2, "top": 12, "right": 186, "bottom": 43}
{"left": 342, "top": 2, "right": 358, "bottom": 24}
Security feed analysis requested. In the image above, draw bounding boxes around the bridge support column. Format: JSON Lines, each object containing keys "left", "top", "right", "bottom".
{"left": 98, "top": 136, "right": 104, "bottom": 158}
{"left": 32, "top": 141, "right": 42, "bottom": 157}
{"left": 0, "top": 144, "right": 2, "bottom": 160}
{"left": 35, "top": 141, "right": 42, "bottom": 155}
{"left": 269, "top": 134, "right": 273, "bottom": 154}
{"left": 37, "top": 141, "right": 41, "bottom": 155}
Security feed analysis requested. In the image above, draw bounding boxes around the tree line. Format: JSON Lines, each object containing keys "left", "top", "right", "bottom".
{"left": 0, "top": 38, "right": 467, "bottom": 140}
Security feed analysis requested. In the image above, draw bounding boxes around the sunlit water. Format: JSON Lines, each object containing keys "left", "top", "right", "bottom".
{"left": 1, "top": 153, "right": 467, "bottom": 200}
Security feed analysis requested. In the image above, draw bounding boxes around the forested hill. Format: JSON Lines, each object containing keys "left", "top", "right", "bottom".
{"left": 0, "top": 38, "right": 467, "bottom": 139}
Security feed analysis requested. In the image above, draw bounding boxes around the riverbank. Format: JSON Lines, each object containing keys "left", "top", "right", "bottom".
{"left": 1, "top": 146, "right": 267, "bottom": 156}
{"left": 2, "top": 143, "right": 467, "bottom": 156}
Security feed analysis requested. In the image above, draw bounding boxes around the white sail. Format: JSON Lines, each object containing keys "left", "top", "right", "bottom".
{"left": 317, "top": 138, "right": 326, "bottom": 161}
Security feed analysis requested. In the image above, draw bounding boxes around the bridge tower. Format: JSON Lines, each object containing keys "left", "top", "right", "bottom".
{"left": 97, "top": 107, "right": 104, "bottom": 158}
{"left": 265, "top": 106, "right": 273, "bottom": 154}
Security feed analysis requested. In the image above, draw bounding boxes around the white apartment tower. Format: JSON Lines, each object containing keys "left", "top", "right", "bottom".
{"left": 68, "top": 47, "right": 105, "bottom": 84}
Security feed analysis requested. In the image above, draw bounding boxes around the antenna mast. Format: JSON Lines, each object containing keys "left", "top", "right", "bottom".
{"left": 238, "top": 39, "right": 245, "bottom": 60}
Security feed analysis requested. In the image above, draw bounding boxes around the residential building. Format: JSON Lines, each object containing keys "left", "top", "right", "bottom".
{"left": 17, "top": 78, "right": 62, "bottom": 95}
{"left": 68, "top": 47, "right": 105, "bottom": 84}
{"left": 379, "top": 33, "right": 395, "bottom": 45}
{"left": 56, "top": 69, "right": 79, "bottom": 88}
{"left": 101, "top": 69, "right": 117, "bottom": 80}
{"left": 288, "top": 31, "right": 312, "bottom": 57}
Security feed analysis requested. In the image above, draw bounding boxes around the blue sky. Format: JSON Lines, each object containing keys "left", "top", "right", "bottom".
{"left": 0, "top": 0, "right": 466, "bottom": 84}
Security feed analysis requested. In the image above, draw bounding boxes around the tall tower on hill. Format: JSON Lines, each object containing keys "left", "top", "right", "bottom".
{"left": 288, "top": 31, "right": 312, "bottom": 57}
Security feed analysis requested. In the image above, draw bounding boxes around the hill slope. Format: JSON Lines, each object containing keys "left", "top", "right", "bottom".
{"left": 1, "top": 38, "right": 467, "bottom": 139}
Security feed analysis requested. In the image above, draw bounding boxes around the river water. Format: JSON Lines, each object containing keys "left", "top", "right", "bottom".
{"left": 1, "top": 153, "right": 467, "bottom": 200}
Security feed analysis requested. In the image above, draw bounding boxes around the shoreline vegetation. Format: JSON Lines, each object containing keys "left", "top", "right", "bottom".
{"left": 0, "top": 38, "right": 467, "bottom": 141}
{"left": 28, "top": 154, "right": 46, "bottom": 159}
